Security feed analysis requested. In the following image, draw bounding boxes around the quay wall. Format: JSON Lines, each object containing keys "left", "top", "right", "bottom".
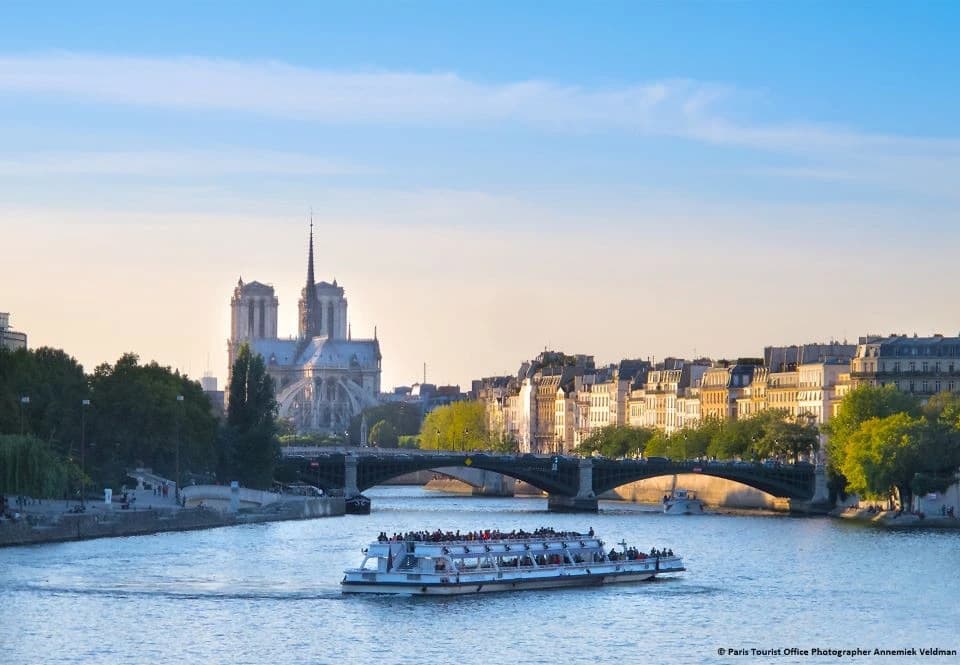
{"left": 424, "top": 472, "right": 791, "bottom": 510}
{"left": 607, "top": 474, "right": 791, "bottom": 511}
{"left": 0, "top": 497, "right": 345, "bottom": 548}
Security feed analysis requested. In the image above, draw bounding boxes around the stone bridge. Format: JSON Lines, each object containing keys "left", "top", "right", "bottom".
{"left": 280, "top": 448, "right": 829, "bottom": 513}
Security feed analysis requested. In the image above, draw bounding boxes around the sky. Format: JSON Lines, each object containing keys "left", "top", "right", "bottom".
{"left": 1, "top": 1, "right": 958, "bottom": 389}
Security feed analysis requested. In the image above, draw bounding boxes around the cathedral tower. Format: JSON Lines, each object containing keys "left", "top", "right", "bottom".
{"left": 230, "top": 278, "right": 279, "bottom": 343}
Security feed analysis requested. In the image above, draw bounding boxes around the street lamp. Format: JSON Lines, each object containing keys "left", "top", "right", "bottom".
{"left": 435, "top": 428, "right": 440, "bottom": 451}
{"left": 176, "top": 395, "right": 184, "bottom": 500}
{"left": 463, "top": 428, "right": 469, "bottom": 453}
{"left": 19, "top": 395, "right": 29, "bottom": 435}
{"left": 80, "top": 399, "right": 90, "bottom": 508}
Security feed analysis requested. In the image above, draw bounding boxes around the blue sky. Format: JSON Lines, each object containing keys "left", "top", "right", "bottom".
{"left": 1, "top": 2, "right": 958, "bottom": 387}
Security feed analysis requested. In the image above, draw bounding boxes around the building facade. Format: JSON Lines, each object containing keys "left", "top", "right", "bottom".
{"left": 0, "top": 312, "right": 27, "bottom": 351}
{"left": 850, "top": 334, "right": 960, "bottom": 397}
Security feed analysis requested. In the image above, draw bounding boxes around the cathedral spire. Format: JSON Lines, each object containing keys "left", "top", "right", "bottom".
{"left": 298, "top": 213, "right": 322, "bottom": 339}
{"left": 306, "top": 211, "right": 316, "bottom": 299}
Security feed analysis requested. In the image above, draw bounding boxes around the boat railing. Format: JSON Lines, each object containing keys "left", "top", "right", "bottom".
{"left": 375, "top": 535, "right": 597, "bottom": 548}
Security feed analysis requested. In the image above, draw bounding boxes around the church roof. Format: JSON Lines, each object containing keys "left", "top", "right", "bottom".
{"left": 250, "top": 339, "right": 300, "bottom": 366}
{"left": 249, "top": 337, "right": 380, "bottom": 369}
{"left": 297, "top": 337, "right": 380, "bottom": 369}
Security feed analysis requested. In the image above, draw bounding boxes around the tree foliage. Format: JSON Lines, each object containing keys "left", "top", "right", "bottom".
{"left": 826, "top": 385, "right": 920, "bottom": 479}
{"left": 369, "top": 420, "right": 399, "bottom": 448}
{"left": 830, "top": 387, "right": 960, "bottom": 507}
{"left": 0, "top": 346, "right": 89, "bottom": 458}
{"left": 221, "top": 344, "right": 279, "bottom": 489}
{"left": 348, "top": 402, "right": 422, "bottom": 443}
{"left": 88, "top": 353, "right": 217, "bottom": 488}
{"left": 581, "top": 426, "right": 656, "bottom": 458}
{"left": 0, "top": 434, "right": 81, "bottom": 499}
{"left": 419, "top": 401, "right": 491, "bottom": 451}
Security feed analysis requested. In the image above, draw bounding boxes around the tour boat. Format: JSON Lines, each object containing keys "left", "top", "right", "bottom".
{"left": 341, "top": 530, "right": 684, "bottom": 595}
{"left": 662, "top": 488, "right": 705, "bottom": 515}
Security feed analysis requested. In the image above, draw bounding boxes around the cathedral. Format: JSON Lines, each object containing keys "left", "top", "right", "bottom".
{"left": 227, "top": 222, "right": 382, "bottom": 434}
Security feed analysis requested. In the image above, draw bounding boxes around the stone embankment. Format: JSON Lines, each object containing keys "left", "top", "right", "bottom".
{"left": 832, "top": 506, "right": 960, "bottom": 529}
{"left": 0, "top": 497, "right": 345, "bottom": 548}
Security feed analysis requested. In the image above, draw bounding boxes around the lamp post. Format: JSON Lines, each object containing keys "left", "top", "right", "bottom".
{"left": 176, "top": 395, "right": 184, "bottom": 500}
{"left": 80, "top": 399, "right": 90, "bottom": 508}
{"left": 16, "top": 396, "right": 29, "bottom": 506}
{"left": 435, "top": 428, "right": 440, "bottom": 451}
{"left": 463, "top": 428, "right": 469, "bottom": 453}
{"left": 19, "top": 395, "right": 29, "bottom": 435}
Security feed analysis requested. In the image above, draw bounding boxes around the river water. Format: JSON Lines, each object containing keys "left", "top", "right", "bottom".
{"left": 2, "top": 487, "right": 959, "bottom": 665}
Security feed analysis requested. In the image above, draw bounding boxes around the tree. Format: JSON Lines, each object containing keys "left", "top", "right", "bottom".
{"left": 0, "top": 346, "right": 89, "bottom": 458}
{"left": 840, "top": 413, "right": 960, "bottom": 508}
{"left": 221, "top": 344, "right": 279, "bottom": 488}
{"left": 420, "top": 401, "right": 489, "bottom": 451}
{"left": 580, "top": 426, "right": 655, "bottom": 458}
{"left": 0, "top": 434, "right": 80, "bottom": 499}
{"left": 368, "top": 420, "right": 399, "bottom": 448}
{"left": 707, "top": 417, "right": 756, "bottom": 460}
{"left": 755, "top": 418, "right": 819, "bottom": 463}
{"left": 348, "top": 402, "right": 422, "bottom": 444}
{"left": 826, "top": 386, "right": 920, "bottom": 481}
{"left": 88, "top": 353, "right": 217, "bottom": 489}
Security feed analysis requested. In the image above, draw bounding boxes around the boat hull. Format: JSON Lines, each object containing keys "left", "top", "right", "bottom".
{"left": 342, "top": 563, "right": 683, "bottom": 596}
{"left": 663, "top": 499, "right": 704, "bottom": 515}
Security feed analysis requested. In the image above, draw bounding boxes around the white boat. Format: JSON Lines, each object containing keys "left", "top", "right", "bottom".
{"left": 341, "top": 530, "right": 684, "bottom": 595}
{"left": 663, "top": 489, "right": 705, "bottom": 515}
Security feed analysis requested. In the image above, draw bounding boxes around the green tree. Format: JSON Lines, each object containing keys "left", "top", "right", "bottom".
{"left": 420, "top": 401, "right": 489, "bottom": 451}
{"left": 826, "top": 385, "right": 920, "bottom": 478}
{"left": 707, "top": 417, "right": 758, "bottom": 460}
{"left": 0, "top": 434, "right": 81, "bottom": 499}
{"left": 840, "top": 414, "right": 960, "bottom": 508}
{"left": 221, "top": 344, "right": 279, "bottom": 488}
{"left": 0, "top": 347, "right": 89, "bottom": 458}
{"left": 754, "top": 417, "right": 819, "bottom": 463}
{"left": 580, "top": 426, "right": 656, "bottom": 458}
{"left": 348, "top": 402, "right": 422, "bottom": 443}
{"left": 88, "top": 354, "right": 217, "bottom": 489}
{"left": 368, "top": 420, "right": 399, "bottom": 448}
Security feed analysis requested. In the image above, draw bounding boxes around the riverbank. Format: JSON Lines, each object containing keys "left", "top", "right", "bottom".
{"left": 0, "top": 496, "right": 345, "bottom": 548}
{"left": 833, "top": 506, "right": 960, "bottom": 529}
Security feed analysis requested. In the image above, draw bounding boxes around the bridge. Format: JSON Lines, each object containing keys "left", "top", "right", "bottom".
{"left": 280, "top": 448, "right": 830, "bottom": 513}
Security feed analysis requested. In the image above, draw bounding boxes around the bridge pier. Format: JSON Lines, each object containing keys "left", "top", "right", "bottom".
{"left": 788, "top": 465, "right": 833, "bottom": 514}
{"left": 343, "top": 455, "right": 371, "bottom": 514}
{"left": 548, "top": 457, "right": 598, "bottom": 513}
{"left": 471, "top": 470, "right": 515, "bottom": 497}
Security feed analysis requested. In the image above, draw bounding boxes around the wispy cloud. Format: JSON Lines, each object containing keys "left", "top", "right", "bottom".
{"left": 0, "top": 53, "right": 957, "bottom": 195}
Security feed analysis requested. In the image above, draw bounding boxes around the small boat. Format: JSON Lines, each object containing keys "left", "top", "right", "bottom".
{"left": 663, "top": 488, "right": 704, "bottom": 515}
{"left": 345, "top": 494, "right": 371, "bottom": 515}
{"left": 341, "top": 529, "right": 684, "bottom": 595}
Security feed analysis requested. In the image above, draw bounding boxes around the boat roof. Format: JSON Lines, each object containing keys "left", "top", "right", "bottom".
{"left": 366, "top": 536, "right": 606, "bottom": 558}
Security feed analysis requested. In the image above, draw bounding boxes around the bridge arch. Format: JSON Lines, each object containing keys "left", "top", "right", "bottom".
{"left": 590, "top": 460, "right": 815, "bottom": 501}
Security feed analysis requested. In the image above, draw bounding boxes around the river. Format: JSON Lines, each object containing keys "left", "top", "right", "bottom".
{"left": 2, "top": 487, "right": 959, "bottom": 664}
